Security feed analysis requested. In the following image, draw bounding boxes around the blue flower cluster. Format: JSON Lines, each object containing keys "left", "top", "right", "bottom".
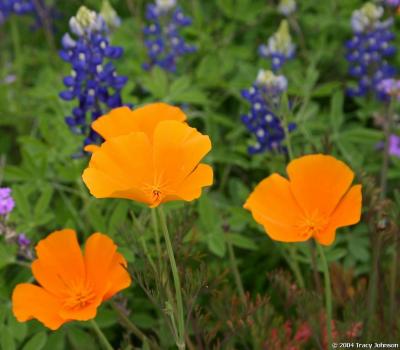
{"left": 241, "top": 70, "right": 295, "bottom": 154}
{"left": 59, "top": 6, "right": 127, "bottom": 153}
{"left": 258, "top": 20, "right": 296, "bottom": 71}
{"left": 242, "top": 20, "right": 295, "bottom": 155}
{"left": 345, "top": 3, "right": 396, "bottom": 98}
{"left": 0, "top": 0, "right": 34, "bottom": 24}
{"left": 143, "top": 0, "right": 196, "bottom": 72}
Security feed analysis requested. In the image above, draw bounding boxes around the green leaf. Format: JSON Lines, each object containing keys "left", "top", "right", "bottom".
{"left": 96, "top": 309, "right": 118, "bottom": 328}
{"left": 168, "top": 76, "right": 191, "bottom": 99}
{"left": 67, "top": 327, "right": 97, "bottom": 350}
{"left": 340, "top": 127, "right": 383, "bottom": 145}
{"left": 207, "top": 233, "right": 226, "bottom": 257}
{"left": 0, "top": 243, "right": 16, "bottom": 269}
{"left": 8, "top": 313, "right": 27, "bottom": 341}
{"left": 34, "top": 185, "right": 54, "bottom": 218}
{"left": 1, "top": 328, "right": 15, "bottom": 350}
{"left": 22, "top": 332, "right": 47, "bottom": 350}
{"left": 132, "top": 313, "right": 157, "bottom": 329}
{"left": 86, "top": 204, "right": 107, "bottom": 233}
{"left": 198, "top": 195, "right": 221, "bottom": 232}
{"left": 330, "top": 90, "right": 344, "bottom": 131}
{"left": 313, "top": 82, "right": 342, "bottom": 97}
{"left": 12, "top": 186, "right": 31, "bottom": 219}
{"left": 141, "top": 67, "right": 168, "bottom": 99}
{"left": 225, "top": 233, "right": 257, "bottom": 250}
{"left": 325, "top": 248, "right": 347, "bottom": 262}
{"left": 42, "top": 332, "right": 65, "bottom": 350}
{"left": 108, "top": 201, "right": 129, "bottom": 233}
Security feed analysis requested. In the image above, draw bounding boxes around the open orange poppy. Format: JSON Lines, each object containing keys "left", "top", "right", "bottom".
{"left": 12, "top": 229, "right": 131, "bottom": 330}
{"left": 244, "top": 154, "right": 362, "bottom": 246}
{"left": 82, "top": 103, "right": 213, "bottom": 208}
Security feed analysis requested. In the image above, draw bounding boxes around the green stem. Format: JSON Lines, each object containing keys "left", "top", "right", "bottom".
{"left": 281, "top": 95, "right": 295, "bottom": 161}
{"left": 89, "top": 319, "right": 114, "bottom": 350}
{"left": 139, "top": 234, "right": 158, "bottom": 277}
{"left": 287, "top": 245, "right": 305, "bottom": 289}
{"left": 309, "top": 241, "right": 322, "bottom": 294}
{"left": 151, "top": 209, "right": 163, "bottom": 275}
{"left": 157, "top": 207, "right": 185, "bottom": 350}
{"left": 389, "top": 241, "right": 398, "bottom": 336}
{"left": 364, "top": 235, "right": 382, "bottom": 340}
{"left": 380, "top": 100, "right": 395, "bottom": 199}
{"left": 10, "top": 17, "right": 22, "bottom": 87}
{"left": 316, "top": 244, "right": 332, "bottom": 348}
{"left": 110, "top": 301, "right": 160, "bottom": 350}
{"left": 227, "top": 241, "right": 246, "bottom": 304}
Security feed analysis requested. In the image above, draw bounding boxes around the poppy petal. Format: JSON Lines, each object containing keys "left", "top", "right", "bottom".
{"left": 243, "top": 174, "right": 308, "bottom": 242}
{"left": 82, "top": 133, "right": 153, "bottom": 203}
{"left": 12, "top": 284, "right": 65, "bottom": 330}
{"left": 167, "top": 164, "right": 213, "bottom": 202}
{"left": 59, "top": 298, "right": 102, "bottom": 321}
{"left": 84, "top": 144, "right": 100, "bottom": 153}
{"left": 35, "top": 229, "right": 85, "bottom": 284}
{"left": 103, "top": 253, "right": 131, "bottom": 301}
{"left": 92, "top": 103, "right": 186, "bottom": 141}
{"left": 153, "top": 120, "right": 212, "bottom": 187}
{"left": 314, "top": 184, "right": 362, "bottom": 246}
{"left": 31, "top": 260, "right": 67, "bottom": 297}
{"left": 91, "top": 106, "right": 136, "bottom": 140}
{"left": 131, "top": 103, "right": 187, "bottom": 140}
{"left": 330, "top": 184, "right": 362, "bottom": 228}
{"left": 84, "top": 233, "right": 118, "bottom": 295}
{"left": 287, "top": 154, "right": 354, "bottom": 217}
{"left": 313, "top": 228, "right": 337, "bottom": 246}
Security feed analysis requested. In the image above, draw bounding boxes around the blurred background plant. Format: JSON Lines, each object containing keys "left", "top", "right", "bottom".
{"left": 0, "top": 0, "right": 400, "bottom": 349}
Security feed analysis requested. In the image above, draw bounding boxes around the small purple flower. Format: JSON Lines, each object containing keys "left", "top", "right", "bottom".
{"left": 143, "top": 1, "right": 196, "bottom": 72}
{"left": 376, "top": 78, "right": 400, "bottom": 99}
{"left": 389, "top": 134, "right": 400, "bottom": 157}
{"left": 17, "top": 233, "right": 31, "bottom": 247}
{"left": 0, "top": 187, "right": 15, "bottom": 216}
{"left": 384, "top": 0, "right": 400, "bottom": 7}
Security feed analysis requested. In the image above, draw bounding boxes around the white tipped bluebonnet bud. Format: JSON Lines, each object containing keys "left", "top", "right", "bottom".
{"left": 156, "top": 0, "right": 176, "bottom": 12}
{"left": 101, "top": 0, "right": 121, "bottom": 29}
{"left": 256, "top": 69, "right": 288, "bottom": 94}
{"left": 69, "top": 6, "right": 105, "bottom": 36}
{"left": 278, "top": 0, "right": 296, "bottom": 16}
{"left": 351, "top": 3, "right": 384, "bottom": 33}
{"left": 259, "top": 20, "right": 296, "bottom": 70}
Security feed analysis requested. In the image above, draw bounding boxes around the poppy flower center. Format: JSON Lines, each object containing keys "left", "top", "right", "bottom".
{"left": 296, "top": 210, "right": 328, "bottom": 239}
{"left": 62, "top": 281, "right": 97, "bottom": 310}
{"left": 152, "top": 188, "right": 162, "bottom": 202}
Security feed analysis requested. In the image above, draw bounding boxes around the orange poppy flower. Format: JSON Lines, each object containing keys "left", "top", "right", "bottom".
{"left": 12, "top": 229, "right": 131, "bottom": 330}
{"left": 82, "top": 103, "right": 213, "bottom": 207}
{"left": 244, "top": 154, "right": 362, "bottom": 246}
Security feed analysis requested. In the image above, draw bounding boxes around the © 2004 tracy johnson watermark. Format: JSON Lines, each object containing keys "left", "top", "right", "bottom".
{"left": 332, "top": 343, "right": 400, "bottom": 349}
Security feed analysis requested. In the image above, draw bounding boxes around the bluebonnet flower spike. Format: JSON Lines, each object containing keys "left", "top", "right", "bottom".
{"left": 259, "top": 20, "right": 296, "bottom": 71}
{"left": 143, "top": 0, "right": 196, "bottom": 72}
{"left": 345, "top": 2, "right": 396, "bottom": 98}
{"left": 59, "top": 6, "right": 127, "bottom": 153}
{"left": 241, "top": 70, "right": 295, "bottom": 154}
